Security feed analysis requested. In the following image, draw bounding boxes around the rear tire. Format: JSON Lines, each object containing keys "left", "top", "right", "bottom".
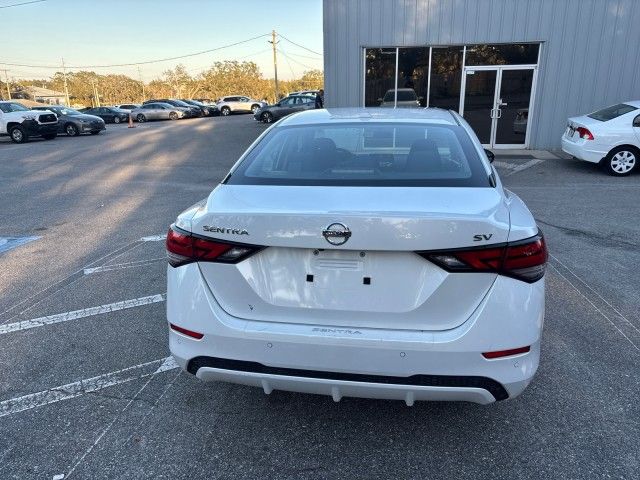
{"left": 262, "top": 111, "right": 274, "bottom": 124}
{"left": 113, "top": 116, "right": 121, "bottom": 124}
{"left": 65, "top": 123, "right": 79, "bottom": 136}
{"left": 136, "top": 114, "right": 146, "bottom": 123}
{"left": 604, "top": 146, "right": 638, "bottom": 176}
{"left": 220, "top": 106, "right": 231, "bottom": 116}
{"left": 9, "top": 125, "right": 27, "bottom": 143}
{"left": 42, "top": 133, "right": 57, "bottom": 140}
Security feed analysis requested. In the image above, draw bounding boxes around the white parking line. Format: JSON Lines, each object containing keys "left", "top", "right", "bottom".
{"left": 0, "top": 356, "right": 179, "bottom": 418}
{"left": 83, "top": 258, "right": 166, "bottom": 275}
{"left": 494, "top": 158, "right": 544, "bottom": 175}
{"left": 0, "top": 294, "right": 165, "bottom": 336}
{"left": 140, "top": 234, "right": 166, "bottom": 242}
{"left": 0, "top": 236, "right": 40, "bottom": 254}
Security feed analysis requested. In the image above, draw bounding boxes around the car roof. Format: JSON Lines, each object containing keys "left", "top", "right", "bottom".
{"left": 623, "top": 100, "right": 640, "bottom": 108}
{"left": 278, "top": 107, "right": 458, "bottom": 126}
{"left": 385, "top": 88, "right": 415, "bottom": 93}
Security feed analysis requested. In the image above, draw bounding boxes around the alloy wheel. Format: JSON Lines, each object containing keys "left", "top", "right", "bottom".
{"left": 611, "top": 151, "right": 636, "bottom": 174}
{"left": 11, "top": 128, "right": 23, "bottom": 142}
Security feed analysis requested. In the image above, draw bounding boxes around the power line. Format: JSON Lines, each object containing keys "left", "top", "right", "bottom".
{"left": 280, "top": 50, "right": 296, "bottom": 79}
{"left": 283, "top": 50, "right": 323, "bottom": 61}
{"left": 186, "top": 48, "right": 272, "bottom": 74}
{"left": 0, "top": 0, "right": 46, "bottom": 9}
{"left": 0, "top": 33, "right": 271, "bottom": 69}
{"left": 278, "top": 33, "right": 322, "bottom": 56}
{"left": 278, "top": 49, "right": 315, "bottom": 71}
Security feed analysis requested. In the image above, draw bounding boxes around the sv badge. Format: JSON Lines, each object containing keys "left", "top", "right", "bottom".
{"left": 473, "top": 234, "right": 493, "bottom": 242}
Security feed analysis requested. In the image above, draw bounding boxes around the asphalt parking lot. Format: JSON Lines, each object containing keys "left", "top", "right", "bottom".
{"left": 0, "top": 116, "right": 638, "bottom": 479}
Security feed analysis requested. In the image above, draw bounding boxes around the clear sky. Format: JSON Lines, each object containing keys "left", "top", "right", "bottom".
{"left": 0, "top": 0, "right": 323, "bottom": 81}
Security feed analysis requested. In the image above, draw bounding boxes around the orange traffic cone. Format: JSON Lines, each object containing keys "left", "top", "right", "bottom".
{"left": 128, "top": 113, "right": 136, "bottom": 128}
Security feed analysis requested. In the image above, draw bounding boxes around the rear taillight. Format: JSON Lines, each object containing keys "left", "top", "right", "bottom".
{"left": 576, "top": 126, "right": 594, "bottom": 140}
{"left": 166, "top": 226, "right": 261, "bottom": 267}
{"left": 419, "top": 233, "right": 548, "bottom": 283}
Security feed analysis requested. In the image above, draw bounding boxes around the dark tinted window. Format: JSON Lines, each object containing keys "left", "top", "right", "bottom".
{"left": 465, "top": 44, "right": 539, "bottom": 66}
{"left": 365, "top": 48, "right": 396, "bottom": 107}
{"left": 398, "top": 47, "right": 429, "bottom": 106}
{"left": 226, "top": 122, "right": 489, "bottom": 187}
{"left": 429, "top": 46, "right": 463, "bottom": 110}
{"left": 588, "top": 103, "right": 637, "bottom": 121}
{"left": 397, "top": 89, "right": 417, "bottom": 101}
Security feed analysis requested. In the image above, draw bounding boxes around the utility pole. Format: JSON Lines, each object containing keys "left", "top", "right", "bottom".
{"left": 138, "top": 66, "right": 146, "bottom": 102}
{"left": 61, "top": 58, "right": 71, "bottom": 106}
{"left": 91, "top": 80, "right": 101, "bottom": 107}
{"left": 1, "top": 69, "right": 10, "bottom": 100}
{"left": 268, "top": 30, "right": 279, "bottom": 101}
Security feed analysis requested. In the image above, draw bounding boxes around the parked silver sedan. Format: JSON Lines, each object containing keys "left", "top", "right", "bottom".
{"left": 130, "top": 102, "right": 188, "bottom": 122}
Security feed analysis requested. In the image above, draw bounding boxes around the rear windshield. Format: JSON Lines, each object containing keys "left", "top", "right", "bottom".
{"left": 225, "top": 122, "right": 490, "bottom": 187}
{"left": 588, "top": 103, "right": 637, "bottom": 121}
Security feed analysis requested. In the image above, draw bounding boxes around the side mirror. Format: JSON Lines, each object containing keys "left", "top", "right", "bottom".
{"left": 377, "top": 98, "right": 383, "bottom": 103}
{"left": 484, "top": 149, "right": 495, "bottom": 163}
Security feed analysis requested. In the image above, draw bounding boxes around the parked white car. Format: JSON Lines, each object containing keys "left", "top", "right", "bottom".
{"left": 113, "top": 103, "right": 140, "bottom": 112}
{"left": 561, "top": 101, "right": 640, "bottom": 176}
{"left": 165, "top": 108, "right": 547, "bottom": 405}
{"left": 216, "top": 96, "right": 267, "bottom": 116}
{"left": 378, "top": 88, "right": 421, "bottom": 108}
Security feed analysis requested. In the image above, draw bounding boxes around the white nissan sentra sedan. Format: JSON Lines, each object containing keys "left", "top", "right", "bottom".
{"left": 166, "top": 108, "right": 547, "bottom": 405}
{"left": 561, "top": 101, "right": 640, "bottom": 176}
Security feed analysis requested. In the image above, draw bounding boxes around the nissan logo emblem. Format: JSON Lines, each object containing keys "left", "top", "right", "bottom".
{"left": 322, "top": 223, "right": 351, "bottom": 246}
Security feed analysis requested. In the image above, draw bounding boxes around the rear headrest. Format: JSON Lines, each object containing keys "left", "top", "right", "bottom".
{"left": 405, "top": 138, "right": 441, "bottom": 172}
{"left": 301, "top": 137, "right": 337, "bottom": 172}
{"left": 313, "top": 137, "right": 337, "bottom": 151}
{"left": 409, "top": 138, "right": 438, "bottom": 153}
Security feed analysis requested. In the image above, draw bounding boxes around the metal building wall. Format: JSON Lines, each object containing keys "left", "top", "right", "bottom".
{"left": 323, "top": 0, "right": 640, "bottom": 149}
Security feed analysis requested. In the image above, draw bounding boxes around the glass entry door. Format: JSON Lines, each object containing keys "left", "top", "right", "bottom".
{"left": 462, "top": 70, "right": 497, "bottom": 144}
{"left": 461, "top": 66, "right": 536, "bottom": 148}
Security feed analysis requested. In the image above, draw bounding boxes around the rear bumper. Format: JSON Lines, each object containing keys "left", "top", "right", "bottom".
{"left": 561, "top": 136, "right": 605, "bottom": 163}
{"left": 167, "top": 263, "right": 544, "bottom": 404}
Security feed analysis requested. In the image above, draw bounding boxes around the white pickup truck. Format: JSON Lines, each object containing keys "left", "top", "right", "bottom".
{"left": 0, "top": 101, "right": 58, "bottom": 143}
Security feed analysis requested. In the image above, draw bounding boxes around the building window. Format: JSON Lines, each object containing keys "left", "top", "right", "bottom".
{"left": 428, "top": 46, "right": 463, "bottom": 111}
{"left": 465, "top": 43, "right": 539, "bottom": 66}
{"left": 397, "top": 47, "right": 430, "bottom": 107}
{"left": 364, "top": 48, "right": 397, "bottom": 107}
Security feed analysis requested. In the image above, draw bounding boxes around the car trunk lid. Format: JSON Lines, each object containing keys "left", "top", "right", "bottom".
{"left": 191, "top": 184, "right": 510, "bottom": 331}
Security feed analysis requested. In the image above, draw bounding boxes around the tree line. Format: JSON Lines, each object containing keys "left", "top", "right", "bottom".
{"left": 1, "top": 61, "right": 323, "bottom": 106}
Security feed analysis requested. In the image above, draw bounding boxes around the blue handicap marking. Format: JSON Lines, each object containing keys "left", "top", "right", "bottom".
{"left": 0, "top": 236, "right": 40, "bottom": 254}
